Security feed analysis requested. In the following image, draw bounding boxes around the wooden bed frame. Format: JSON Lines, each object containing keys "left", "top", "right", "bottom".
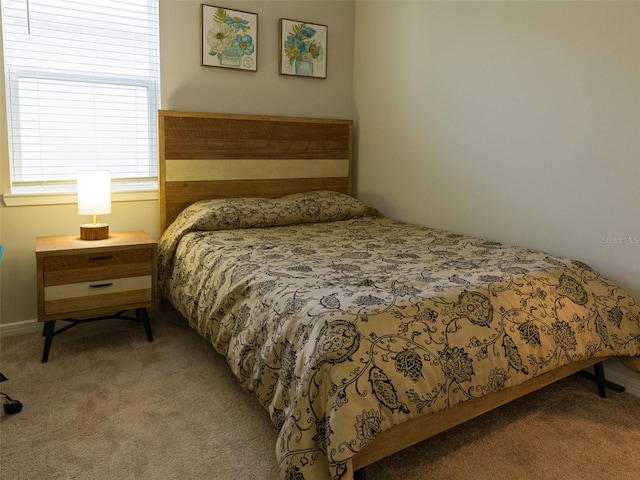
{"left": 157, "top": 110, "right": 614, "bottom": 479}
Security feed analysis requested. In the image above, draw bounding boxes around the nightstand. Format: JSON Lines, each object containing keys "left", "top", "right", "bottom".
{"left": 35, "top": 231, "right": 157, "bottom": 363}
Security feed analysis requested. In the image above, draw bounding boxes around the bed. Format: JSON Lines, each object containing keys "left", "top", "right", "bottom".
{"left": 156, "top": 110, "right": 640, "bottom": 480}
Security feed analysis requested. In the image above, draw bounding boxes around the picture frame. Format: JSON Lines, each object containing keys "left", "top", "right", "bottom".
{"left": 279, "top": 18, "right": 327, "bottom": 79}
{"left": 202, "top": 4, "right": 257, "bottom": 71}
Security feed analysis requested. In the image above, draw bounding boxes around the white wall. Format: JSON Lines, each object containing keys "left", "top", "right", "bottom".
{"left": 160, "top": 0, "right": 355, "bottom": 117}
{"left": 353, "top": 0, "right": 640, "bottom": 389}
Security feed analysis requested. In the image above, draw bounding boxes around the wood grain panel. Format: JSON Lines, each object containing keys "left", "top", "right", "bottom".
{"left": 43, "top": 249, "right": 153, "bottom": 286}
{"left": 44, "top": 262, "right": 153, "bottom": 286}
{"left": 44, "top": 289, "right": 153, "bottom": 317}
{"left": 44, "top": 276, "right": 152, "bottom": 301}
{"left": 164, "top": 138, "right": 350, "bottom": 160}
{"left": 163, "top": 117, "right": 350, "bottom": 160}
{"left": 165, "top": 159, "right": 349, "bottom": 182}
{"left": 35, "top": 232, "right": 157, "bottom": 254}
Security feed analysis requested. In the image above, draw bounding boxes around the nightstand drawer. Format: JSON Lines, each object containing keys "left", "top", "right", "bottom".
{"left": 43, "top": 249, "right": 153, "bottom": 286}
{"left": 44, "top": 275, "right": 153, "bottom": 316}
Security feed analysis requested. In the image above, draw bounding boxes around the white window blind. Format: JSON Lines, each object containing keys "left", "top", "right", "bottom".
{"left": 2, "top": 0, "right": 160, "bottom": 194}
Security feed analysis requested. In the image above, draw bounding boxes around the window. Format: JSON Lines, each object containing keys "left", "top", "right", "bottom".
{"left": 2, "top": 0, "right": 160, "bottom": 196}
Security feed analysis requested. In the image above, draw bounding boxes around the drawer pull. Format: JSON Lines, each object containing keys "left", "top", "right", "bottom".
{"left": 89, "top": 256, "right": 113, "bottom": 261}
{"left": 89, "top": 283, "right": 114, "bottom": 289}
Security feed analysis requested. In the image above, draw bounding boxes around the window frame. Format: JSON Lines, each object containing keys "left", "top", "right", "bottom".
{"left": 6, "top": 67, "right": 160, "bottom": 194}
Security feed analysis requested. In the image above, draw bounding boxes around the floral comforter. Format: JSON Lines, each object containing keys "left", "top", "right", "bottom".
{"left": 157, "top": 191, "right": 640, "bottom": 480}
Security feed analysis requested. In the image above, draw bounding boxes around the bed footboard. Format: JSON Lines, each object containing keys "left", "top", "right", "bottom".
{"left": 348, "top": 357, "right": 608, "bottom": 475}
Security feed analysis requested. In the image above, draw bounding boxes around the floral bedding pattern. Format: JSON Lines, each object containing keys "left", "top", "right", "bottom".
{"left": 158, "top": 191, "right": 640, "bottom": 480}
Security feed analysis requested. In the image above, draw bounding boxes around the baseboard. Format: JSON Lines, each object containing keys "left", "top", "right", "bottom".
{"left": 603, "top": 358, "right": 640, "bottom": 398}
{"left": 0, "top": 318, "right": 41, "bottom": 336}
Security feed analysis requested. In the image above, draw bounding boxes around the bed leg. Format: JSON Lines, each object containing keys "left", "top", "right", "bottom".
{"left": 345, "top": 459, "right": 365, "bottom": 480}
{"left": 354, "top": 468, "right": 367, "bottom": 480}
{"left": 594, "top": 362, "right": 607, "bottom": 398}
{"left": 578, "top": 362, "right": 625, "bottom": 398}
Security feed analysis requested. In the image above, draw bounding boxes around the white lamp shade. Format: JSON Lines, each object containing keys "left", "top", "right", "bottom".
{"left": 77, "top": 169, "right": 111, "bottom": 215}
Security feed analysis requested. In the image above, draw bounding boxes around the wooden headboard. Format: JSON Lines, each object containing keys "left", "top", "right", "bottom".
{"left": 158, "top": 110, "right": 353, "bottom": 233}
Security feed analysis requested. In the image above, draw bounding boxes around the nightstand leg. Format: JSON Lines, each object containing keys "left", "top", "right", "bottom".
{"left": 136, "top": 308, "right": 153, "bottom": 342}
{"left": 42, "top": 321, "right": 56, "bottom": 363}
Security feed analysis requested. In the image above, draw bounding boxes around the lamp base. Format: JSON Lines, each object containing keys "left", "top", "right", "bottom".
{"left": 80, "top": 223, "right": 109, "bottom": 241}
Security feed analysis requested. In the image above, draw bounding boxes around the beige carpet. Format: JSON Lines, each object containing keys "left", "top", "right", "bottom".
{"left": 1, "top": 308, "right": 639, "bottom": 480}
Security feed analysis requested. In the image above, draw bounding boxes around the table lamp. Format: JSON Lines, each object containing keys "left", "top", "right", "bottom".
{"left": 77, "top": 169, "right": 111, "bottom": 240}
